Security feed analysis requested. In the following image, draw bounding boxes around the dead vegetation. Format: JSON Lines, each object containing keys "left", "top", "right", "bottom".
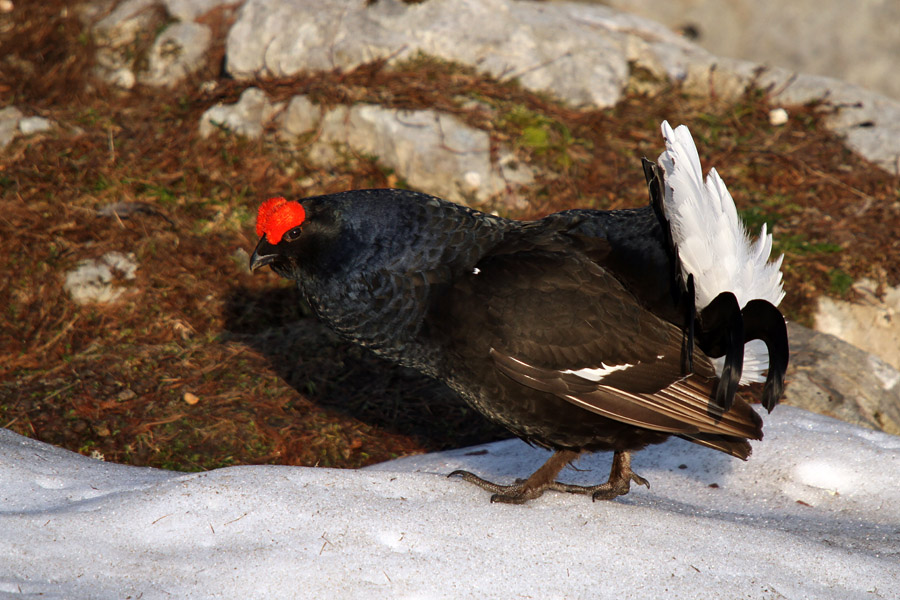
{"left": 1, "top": 1, "right": 898, "bottom": 471}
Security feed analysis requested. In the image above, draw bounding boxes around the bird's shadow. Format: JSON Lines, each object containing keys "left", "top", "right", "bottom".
{"left": 222, "top": 285, "right": 508, "bottom": 452}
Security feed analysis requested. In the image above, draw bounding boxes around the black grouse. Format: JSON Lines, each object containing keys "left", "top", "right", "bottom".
{"left": 249, "top": 121, "right": 789, "bottom": 504}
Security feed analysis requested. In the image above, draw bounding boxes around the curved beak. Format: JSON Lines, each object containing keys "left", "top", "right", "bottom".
{"left": 249, "top": 237, "right": 278, "bottom": 273}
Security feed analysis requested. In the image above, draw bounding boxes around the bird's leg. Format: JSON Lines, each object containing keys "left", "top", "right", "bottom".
{"left": 449, "top": 450, "right": 581, "bottom": 504}
{"left": 450, "top": 450, "right": 649, "bottom": 503}
{"left": 548, "top": 450, "right": 649, "bottom": 501}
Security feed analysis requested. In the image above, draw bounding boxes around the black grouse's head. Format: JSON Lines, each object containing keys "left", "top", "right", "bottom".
{"left": 249, "top": 196, "right": 343, "bottom": 280}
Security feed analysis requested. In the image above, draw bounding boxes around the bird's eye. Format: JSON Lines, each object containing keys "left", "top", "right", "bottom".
{"left": 283, "top": 226, "right": 302, "bottom": 242}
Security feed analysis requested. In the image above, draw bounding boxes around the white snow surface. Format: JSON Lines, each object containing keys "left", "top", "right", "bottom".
{"left": 1, "top": 406, "right": 898, "bottom": 599}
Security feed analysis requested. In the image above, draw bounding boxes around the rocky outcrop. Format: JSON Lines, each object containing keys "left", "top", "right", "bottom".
{"left": 600, "top": 0, "right": 900, "bottom": 104}
{"left": 814, "top": 280, "right": 900, "bottom": 371}
{"left": 225, "top": 0, "right": 642, "bottom": 108}
{"left": 77, "top": 0, "right": 900, "bottom": 174}
{"left": 199, "top": 87, "right": 284, "bottom": 139}
{"left": 200, "top": 88, "right": 535, "bottom": 207}
{"left": 785, "top": 322, "right": 900, "bottom": 435}
{"left": 222, "top": 0, "right": 900, "bottom": 174}
{"left": 86, "top": 0, "right": 236, "bottom": 89}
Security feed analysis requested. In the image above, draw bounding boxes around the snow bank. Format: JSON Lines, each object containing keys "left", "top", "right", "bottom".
{"left": 1, "top": 406, "right": 898, "bottom": 598}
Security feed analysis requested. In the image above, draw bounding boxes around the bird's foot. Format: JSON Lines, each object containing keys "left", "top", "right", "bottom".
{"left": 449, "top": 449, "right": 649, "bottom": 503}
{"left": 552, "top": 450, "right": 649, "bottom": 501}
{"left": 449, "top": 449, "right": 581, "bottom": 504}
{"left": 547, "top": 471, "right": 649, "bottom": 501}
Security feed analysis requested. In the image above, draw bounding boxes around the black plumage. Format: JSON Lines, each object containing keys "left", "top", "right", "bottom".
{"left": 250, "top": 147, "right": 788, "bottom": 504}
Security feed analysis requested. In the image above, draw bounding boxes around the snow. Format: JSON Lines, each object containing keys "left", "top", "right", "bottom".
{"left": 1, "top": 406, "right": 898, "bottom": 599}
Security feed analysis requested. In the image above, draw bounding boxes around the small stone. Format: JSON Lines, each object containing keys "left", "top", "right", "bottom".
{"left": 279, "top": 95, "right": 322, "bottom": 138}
{"left": 18, "top": 116, "right": 52, "bottom": 135}
{"left": 110, "top": 68, "right": 136, "bottom": 90}
{"left": 462, "top": 171, "right": 482, "bottom": 190}
{"left": 64, "top": 251, "right": 138, "bottom": 305}
{"left": 199, "top": 87, "right": 281, "bottom": 139}
{"left": 0, "top": 105, "right": 23, "bottom": 148}
{"left": 102, "top": 251, "right": 138, "bottom": 280}
{"left": 117, "top": 389, "right": 137, "bottom": 402}
{"left": 232, "top": 247, "right": 251, "bottom": 274}
{"left": 172, "top": 320, "right": 194, "bottom": 340}
{"left": 768, "top": 108, "right": 789, "bottom": 126}
{"left": 166, "top": 0, "right": 236, "bottom": 22}
{"left": 141, "top": 22, "right": 212, "bottom": 88}
{"left": 183, "top": 392, "right": 200, "bottom": 405}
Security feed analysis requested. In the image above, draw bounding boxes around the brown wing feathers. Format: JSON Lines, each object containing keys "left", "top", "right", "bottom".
{"left": 474, "top": 237, "right": 763, "bottom": 450}
{"left": 491, "top": 348, "right": 762, "bottom": 441}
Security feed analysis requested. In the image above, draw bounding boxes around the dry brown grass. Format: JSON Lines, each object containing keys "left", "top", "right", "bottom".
{"left": 2, "top": 1, "right": 898, "bottom": 471}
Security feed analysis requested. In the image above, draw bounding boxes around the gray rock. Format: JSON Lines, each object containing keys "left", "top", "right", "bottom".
{"left": 91, "top": 0, "right": 168, "bottom": 84}
{"left": 601, "top": 0, "right": 900, "bottom": 103}
{"left": 765, "top": 72, "right": 900, "bottom": 175}
{"left": 92, "top": 0, "right": 161, "bottom": 45}
{"left": 226, "top": 0, "right": 636, "bottom": 108}
{"left": 785, "top": 322, "right": 900, "bottom": 436}
{"left": 199, "top": 87, "right": 283, "bottom": 139}
{"left": 814, "top": 280, "right": 900, "bottom": 371}
{"left": 558, "top": 15, "right": 900, "bottom": 176}
{"left": 91, "top": 0, "right": 228, "bottom": 89}
{"left": 278, "top": 95, "right": 322, "bottom": 138}
{"left": 18, "top": 116, "right": 53, "bottom": 135}
{"left": 0, "top": 106, "right": 23, "bottom": 148}
{"left": 164, "top": 0, "right": 235, "bottom": 22}
{"left": 64, "top": 252, "right": 138, "bottom": 305}
{"left": 306, "top": 103, "right": 533, "bottom": 207}
{"left": 140, "top": 22, "right": 212, "bottom": 87}
{"left": 109, "top": 67, "right": 137, "bottom": 90}
{"left": 222, "top": 0, "right": 900, "bottom": 173}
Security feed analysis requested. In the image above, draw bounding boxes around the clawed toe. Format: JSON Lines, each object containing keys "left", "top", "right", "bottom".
{"left": 449, "top": 469, "right": 546, "bottom": 503}
{"left": 590, "top": 450, "right": 649, "bottom": 501}
{"left": 590, "top": 471, "right": 649, "bottom": 501}
{"left": 448, "top": 469, "right": 511, "bottom": 494}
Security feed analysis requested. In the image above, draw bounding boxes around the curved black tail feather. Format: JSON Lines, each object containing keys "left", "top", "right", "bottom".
{"left": 741, "top": 299, "right": 789, "bottom": 412}
{"left": 696, "top": 291, "right": 745, "bottom": 414}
